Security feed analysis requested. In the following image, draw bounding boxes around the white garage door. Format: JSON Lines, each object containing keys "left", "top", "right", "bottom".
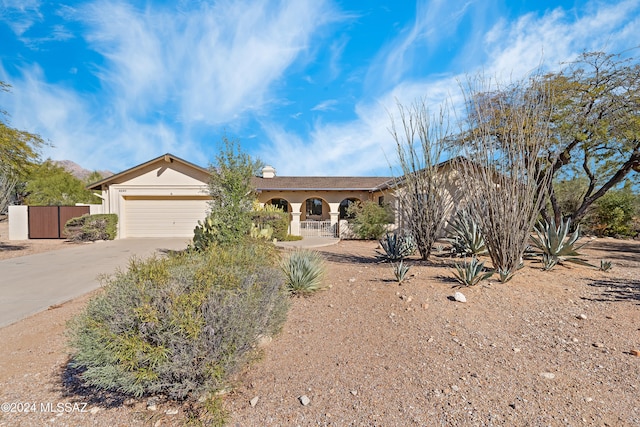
{"left": 124, "top": 196, "right": 210, "bottom": 237}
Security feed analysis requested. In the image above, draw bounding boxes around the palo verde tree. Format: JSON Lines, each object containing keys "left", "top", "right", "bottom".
{"left": 390, "top": 99, "right": 456, "bottom": 260}
{"left": 0, "top": 81, "right": 45, "bottom": 213}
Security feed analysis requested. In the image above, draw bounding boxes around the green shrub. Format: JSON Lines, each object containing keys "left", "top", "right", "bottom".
{"left": 281, "top": 249, "right": 326, "bottom": 295}
{"left": 251, "top": 206, "right": 289, "bottom": 241}
{"left": 67, "top": 241, "right": 289, "bottom": 400}
{"left": 346, "top": 200, "right": 394, "bottom": 240}
{"left": 586, "top": 189, "right": 638, "bottom": 237}
{"left": 64, "top": 214, "right": 118, "bottom": 241}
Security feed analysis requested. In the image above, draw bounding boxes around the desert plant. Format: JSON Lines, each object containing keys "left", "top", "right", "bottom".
{"left": 191, "top": 216, "right": 218, "bottom": 252}
{"left": 452, "top": 256, "right": 493, "bottom": 286}
{"left": 390, "top": 99, "right": 457, "bottom": 260}
{"left": 599, "top": 259, "right": 613, "bottom": 272}
{"left": 454, "top": 75, "right": 557, "bottom": 281}
{"left": 377, "top": 231, "right": 416, "bottom": 261}
{"left": 392, "top": 260, "right": 411, "bottom": 283}
{"left": 250, "top": 223, "right": 274, "bottom": 240}
{"left": 64, "top": 214, "right": 118, "bottom": 241}
{"left": 346, "top": 200, "right": 394, "bottom": 240}
{"left": 251, "top": 203, "right": 289, "bottom": 241}
{"left": 67, "top": 241, "right": 289, "bottom": 401}
{"left": 445, "top": 211, "right": 487, "bottom": 256}
{"left": 530, "top": 217, "right": 594, "bottom": 270}
{"left": 281, "top": 249, "right": 326, "bottom": 295}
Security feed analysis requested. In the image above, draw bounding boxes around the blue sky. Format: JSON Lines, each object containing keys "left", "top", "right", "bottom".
{"left": 1, "top": 0, "right": 639, "bottom": 176}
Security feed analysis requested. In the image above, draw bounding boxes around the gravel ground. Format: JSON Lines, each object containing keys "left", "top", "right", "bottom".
{"left": 0, "top": 225, "right": 639, "bottom": 426}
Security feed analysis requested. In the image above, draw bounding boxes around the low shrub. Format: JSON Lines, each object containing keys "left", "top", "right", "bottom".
{"left": 67, "top": 241, "right": 289, "bottom": 401}
{"left": 251, "top": 206, "right": 289, "bottom": 241}
{"left": 346, "top": 200, "right": 394, "bottom": 240}
{"left": 281, "top": 249, "right": 326, "bottom": 295}
{"left": 64, "top": 214, "right": 118, "bottom": 241}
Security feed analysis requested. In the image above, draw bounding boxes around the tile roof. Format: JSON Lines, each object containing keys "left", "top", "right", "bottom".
{"left": 251, "top": 176, "right": 392, "bottom": 191}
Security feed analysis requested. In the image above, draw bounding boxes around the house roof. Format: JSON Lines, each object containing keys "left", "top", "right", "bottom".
{"left": 252, "top": 176, "right": 392, "bottom": 192}
{"left": 87, "top": 153, "right": 209, "bottom": 190}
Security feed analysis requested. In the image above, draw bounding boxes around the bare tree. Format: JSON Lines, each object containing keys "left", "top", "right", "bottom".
{"left": 455, "top": 77, "right": 557, "bottom": 281}
{"left": 390, "top": 99, "right": 457, "bottom": 260}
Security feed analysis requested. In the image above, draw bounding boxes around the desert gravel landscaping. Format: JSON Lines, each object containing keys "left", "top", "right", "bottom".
{"left": 0, "top": 223, "right": 639, "bottom": 426}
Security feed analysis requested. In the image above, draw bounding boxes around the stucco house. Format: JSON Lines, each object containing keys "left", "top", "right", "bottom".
{"left": 86, "top": 153, "right": 394, "bottom": 239}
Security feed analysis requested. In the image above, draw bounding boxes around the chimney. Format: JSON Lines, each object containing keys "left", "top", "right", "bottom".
{"left": 262, "top": 165, "right": 276, "bottom": 178}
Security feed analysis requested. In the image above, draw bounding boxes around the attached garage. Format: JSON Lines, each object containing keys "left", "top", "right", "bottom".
{"left": 87, "top": 154, "right": 211, "bottom": 239}
{"left": 123, "top": 196, "right": 210, "bottom": 237}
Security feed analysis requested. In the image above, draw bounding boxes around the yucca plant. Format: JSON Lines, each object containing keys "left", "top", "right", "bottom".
{"left": 445, "top": 211, "right": 487, "bottom": 257}
{"left": 392, "top": 260, "right": 411, "bottom": 284}
{"left": 530, "top": 218, "right": 594, "bottom": 271}
{"left": 452, "top": 256, "right": 493, "bottom": 287}
{"left": 281, "top": 250, "right": 326, "bottom": 296}
{"left": 377, "top": 231, "right": 416, "bottom": 262}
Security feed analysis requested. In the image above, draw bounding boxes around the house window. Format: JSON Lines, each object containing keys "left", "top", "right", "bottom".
{"left": 339, "top": 198, "right": 359, "bottom": 219}
{"left": 306, "top": 198, "right": 323, "bottom": 216}
{"left": 269, "top": 198, "right": 289, "bottom": 212}
{"left": 378, "top": 196, "right": 385, "bottom": 206}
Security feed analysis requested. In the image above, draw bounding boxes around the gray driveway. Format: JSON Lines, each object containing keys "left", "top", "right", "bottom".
{"left": 0, "top": 238, "right": 190, "bottom": 328}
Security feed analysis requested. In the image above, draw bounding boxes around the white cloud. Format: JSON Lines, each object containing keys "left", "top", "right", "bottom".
{"left": 0, "top": 0, "right": 43, "bottom": 36}
{"left": 263, "top": 0, "right": 640, "bottom": 177}
{"left": 311, "top": 99, "right": 339, "bottom": 112}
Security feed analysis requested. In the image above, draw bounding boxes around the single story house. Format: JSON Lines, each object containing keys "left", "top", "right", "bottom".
{"left": 87, "top": 153, "right": 395, "bottom": 239}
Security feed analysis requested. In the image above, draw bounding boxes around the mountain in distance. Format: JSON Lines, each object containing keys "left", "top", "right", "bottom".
{"left": 52, "top": 160, "right": 114, "bottom": 182}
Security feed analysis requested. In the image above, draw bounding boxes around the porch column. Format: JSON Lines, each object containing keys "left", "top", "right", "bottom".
{"left": 329, "top": 202, "right": 340, "bottom": 235}
{"left": 290, "top": 202, "right": 302, "bottom": 236}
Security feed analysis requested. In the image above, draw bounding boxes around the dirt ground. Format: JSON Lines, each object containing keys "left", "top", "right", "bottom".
{"left": 1, "top": 218, "right": 639, "bottom": 426}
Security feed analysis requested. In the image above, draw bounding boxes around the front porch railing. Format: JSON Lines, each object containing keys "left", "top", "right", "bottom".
{"left": 300, "top": 220, "right": 337, "bottom": 237}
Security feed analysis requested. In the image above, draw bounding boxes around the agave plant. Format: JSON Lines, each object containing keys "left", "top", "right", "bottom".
{"left": 452, "top": 256, "right": 493, "bottom": 287}
{"left": 599, "top": 259, "right": 613, "bottom": 272}
{"left": 377, "top": 231, "right": 416, "bottom": 262}
{"left": 445, "top": 211, "right": 487, "bottom": 257}
{"left": 530, "top": 218, "right": 594, "bottom": 271}
{"left": 281, "top": 249, "right": 326, "bottom": 296}
{"left": 392, "top": 260, "right": 411, "bottom": 284}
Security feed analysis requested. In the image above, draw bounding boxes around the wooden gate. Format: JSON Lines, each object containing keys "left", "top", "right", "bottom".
{"left": 28, "top": 206, "right": 90, "bottom": 239}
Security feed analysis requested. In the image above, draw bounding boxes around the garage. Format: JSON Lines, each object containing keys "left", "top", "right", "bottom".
{"left": 124, "top": 196, "right": 210, "bottom": 238}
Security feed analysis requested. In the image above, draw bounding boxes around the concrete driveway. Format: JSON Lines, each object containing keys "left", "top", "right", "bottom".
{"left": 0, "top": 238, "right": 190, "bottom": 328}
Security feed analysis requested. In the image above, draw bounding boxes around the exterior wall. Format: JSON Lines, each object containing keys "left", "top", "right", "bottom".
{"left": 100, "top": 162, "right": 210, "bottom": 238}
{"left": 8, "top": 205, "right": 28, "bottom": 240}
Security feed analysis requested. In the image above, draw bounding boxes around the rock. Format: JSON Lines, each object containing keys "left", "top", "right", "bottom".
{"left": 348, "top": 278, "right": 356, "bottom": 283}
{"left": 350, "top": 390, "right": 358, "bottom": 396}
{"left": 299, "top": 395, "right": 311, "bottom": 406}
{"left": 166, "top": 408, "right": 179, "bottom": 415}
{"left": 421, "top": 303, "right": 429, "bottom": 309}
{"left": 631, "top": 349, "right": 640, "bottom": 357}
{"left": 593, "top": 342, "right": 604, "bottom": 348}
{"left": 513, "top": 348, "right": 521, "bottom": 353}
{"left": 539, "top": 372, "right": 555, "bottom": 379}
{"left": 147, "top": 404, "right": 158, "bottom": 411}
{"left": 89, "top": 407, "right": 100, "bottom": 414}
{"left": 249, "top": 396, "right": 259, "bottom": 407}
{"left": 577, "top": 314, "right": 587, "bottom": 320}
{"left": 454, "top": 292, "right": 467, "bottom": 303}
{"left": 406, "top": 296, "right": 413, "bottom": 303}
